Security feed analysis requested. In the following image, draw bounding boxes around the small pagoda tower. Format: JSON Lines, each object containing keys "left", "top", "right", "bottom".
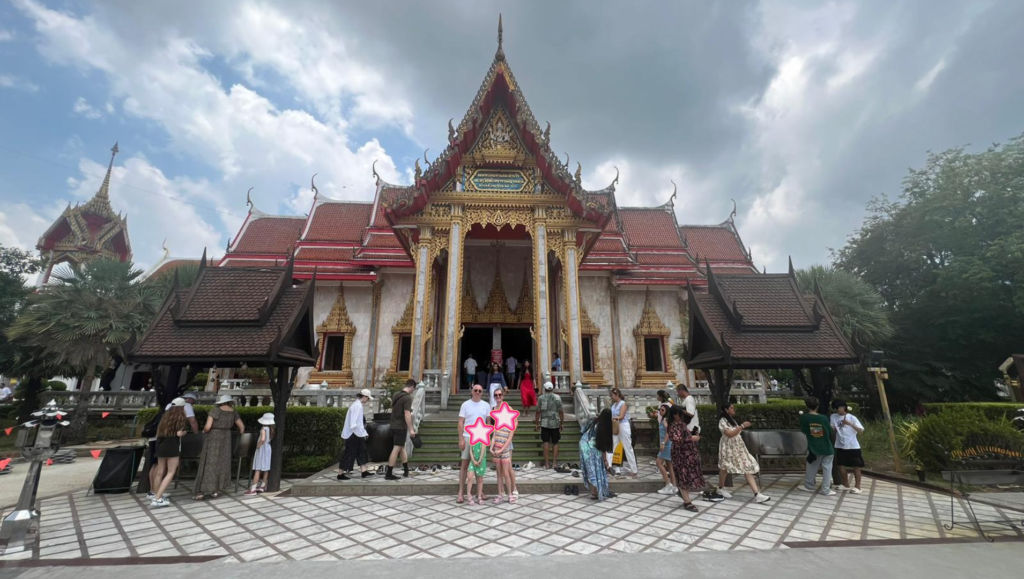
{"left": 36, "top": 143, "right": 132, "bottom": 284}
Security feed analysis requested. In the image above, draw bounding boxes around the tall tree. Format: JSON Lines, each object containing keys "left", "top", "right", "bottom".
{"left": 795, "top": 265, "right": 895, "bottom": 350}
{"left": 0, "top": 245, "right": 44, "bottom": 420}
{"left": 836, "top": 135, "right": 1024, "bottom": 406}
{"left": 8, "top": 258, "right": 164, "bottom": 441}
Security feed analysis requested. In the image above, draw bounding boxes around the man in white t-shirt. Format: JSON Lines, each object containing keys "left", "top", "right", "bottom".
{"left": 830, "top": 399, "right": 865, "bottom": 493}
{"left": 457, "top": 384, "right": 492, "bottom": 503}
{"left": 463, "top": 355, "right": 477, "bottom": 390}
{"left": 165, "top": 392, "right": 200, "bottom": 433}
{"left": 675, "top": 383, "right": 699, "bottom": 433}
{"left": 0, "top": 383, "right": 13, "bottom": 403}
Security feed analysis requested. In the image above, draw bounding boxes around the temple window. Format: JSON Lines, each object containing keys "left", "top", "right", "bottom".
{"left": 643, "top": 337, "right": 665, "bottom": 372}
{"left": 581, "top": 335, "right": 595, "bottom": 373}
{"left": 397, "top": 334, "right": 413, "bottom": 373}
{"left": 323, "top": 335, "right": 346, "bottom": 371}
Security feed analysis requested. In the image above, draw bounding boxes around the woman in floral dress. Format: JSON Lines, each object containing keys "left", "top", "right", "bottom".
{"left": 579, "top": 409, "right": 616, "bottom": 501}
{"left": 717, "top": 401, "right": 771, "bottom": 503}
{"left": 665, "top": 405, "right": 705, "bottom": 512}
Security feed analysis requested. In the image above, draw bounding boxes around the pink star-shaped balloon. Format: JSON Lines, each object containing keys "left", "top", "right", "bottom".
{"left": 490, "top": 402, "right": 520, "bottom": 431}
{"left": 464, "top": 417, "right": 494, "bottom": 446}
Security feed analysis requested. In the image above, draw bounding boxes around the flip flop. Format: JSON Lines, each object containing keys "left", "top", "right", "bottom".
{"left": 571, "top": 470, "right": 580, "bottom": 478}
{"left": 572, "top": 486, "right": 579, "bottom": 496}
{"left": 563, "top": 485, "right": 571, "bottom": 495}
{"left": 457, "top": 496, "right": 465, "bottom": 504}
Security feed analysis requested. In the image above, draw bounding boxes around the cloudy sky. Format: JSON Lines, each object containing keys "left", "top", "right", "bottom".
{"left": 1, "top": 0, "right": 1022, "bottom": 271}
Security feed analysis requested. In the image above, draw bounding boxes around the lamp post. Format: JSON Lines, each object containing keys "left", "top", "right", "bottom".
{"left": 0, "top": 400, "right": 71, "bottom": 555}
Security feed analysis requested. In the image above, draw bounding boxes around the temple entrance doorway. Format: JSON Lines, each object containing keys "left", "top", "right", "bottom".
{"left": 459, "top": 327, "right": 491, "bottom": 390}
{"left": 500, "top": 326, "right": 533, "bottom": 390}
{"left": 457, "top": 325, "right": 534, "bottom": 390}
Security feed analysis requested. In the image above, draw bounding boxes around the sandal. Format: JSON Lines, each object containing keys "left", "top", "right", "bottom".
{"left": 493, "top": 494, "right": 505, "bottom": 505}
{"left": 210, "top": 492, "right": 220, "bottom": 499}
{"left": 457, "top": 496, "right": 465, "bottom": 504}
{"left": 509, "top": 494, "right": 517, "bottom": 504}
{"left": 683, "top": 502, "right": 699, "bottom": 513}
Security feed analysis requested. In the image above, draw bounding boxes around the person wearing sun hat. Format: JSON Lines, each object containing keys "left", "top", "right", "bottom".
{"left": 338, "top": 389, "right": 375, "bottom": 481}
{"left": 193, "top": 393, "right": 244, "bottom": 500}
{"left": 246, "top": 412, "right": 276, "bottom": 495}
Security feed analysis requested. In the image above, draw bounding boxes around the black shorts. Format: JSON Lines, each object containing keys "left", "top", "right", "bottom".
{"left": 540, "top": 427, "right": 561, "bottom": 444}
{"left": 155, "top": 437, "right": 181, "bottom": 458}
{"left": 392, "top": 429, "right": 408, "bottom": 447}
{"left": 835, "top": 448, "right": 865, "bottom": 468}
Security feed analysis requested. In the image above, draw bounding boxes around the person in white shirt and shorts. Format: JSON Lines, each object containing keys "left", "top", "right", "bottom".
{"left": 830, "top": 399, "right": 865, "bottom": 493}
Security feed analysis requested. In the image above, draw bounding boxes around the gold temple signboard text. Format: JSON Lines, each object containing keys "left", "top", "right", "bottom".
{"left": 469, "top": 169, "right": 527, "bottom": 192}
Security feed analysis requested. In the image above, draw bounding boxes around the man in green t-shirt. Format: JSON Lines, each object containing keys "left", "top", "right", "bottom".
{"left": 798, "top": 397, "right": 836, "bottom": 496}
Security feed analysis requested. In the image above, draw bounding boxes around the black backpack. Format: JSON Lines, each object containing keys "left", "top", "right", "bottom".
{"left": 141, "top": 410, "right": 163, "bottom": 439}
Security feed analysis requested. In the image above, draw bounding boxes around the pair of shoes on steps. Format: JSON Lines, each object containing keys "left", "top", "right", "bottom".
{"left": 562, "top": 485, "right": 579, "bottom": 496}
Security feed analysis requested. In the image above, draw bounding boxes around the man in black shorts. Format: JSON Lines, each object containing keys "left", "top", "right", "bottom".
{"left": 385, "top": 379, "right": 417, "bottom": 480}
{"left": 534, "top": 381, "right": 564, "bottom": 469}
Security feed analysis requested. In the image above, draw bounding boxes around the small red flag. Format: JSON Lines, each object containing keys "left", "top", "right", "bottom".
{"left": 56, "top": 414, "right": 62, "bottom": 420}
{"left": 3, "top": 427, "right": 11, "bottom": 436}
{"left": 101, "top": 412, "right": 110, "bottom": 419}
{"left": 0, "top": 458, "right": 11, "bottom": 470}
{"left": 46, "top": 458, "right": 53, "bottom": 466}
{"left": 90, "top": 450, "right": 102, "bottom": 459}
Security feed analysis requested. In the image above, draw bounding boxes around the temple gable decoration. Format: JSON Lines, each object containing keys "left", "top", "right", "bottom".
{"left": 633, "top": 290, "right": 676, "bottom": 386}
{"left": 310, "top": 286, "right": 356, "bottom": 387}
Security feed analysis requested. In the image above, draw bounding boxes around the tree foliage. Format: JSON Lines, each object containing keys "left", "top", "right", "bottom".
{"left": 836, "top": 135, "right": 1024, "bottom": 405}
{"left": 795, "top": 264, "right": 894, "bottom": 350}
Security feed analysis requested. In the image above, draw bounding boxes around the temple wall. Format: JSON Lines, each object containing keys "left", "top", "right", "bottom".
{"left": 344, "top": 284, "right": 373, "bottom": 387}
{"left": 374, "top": 272, "right": 415, "bottom": 385}
{"left": 579, "top": 275, "right": 615, "bottom": 385}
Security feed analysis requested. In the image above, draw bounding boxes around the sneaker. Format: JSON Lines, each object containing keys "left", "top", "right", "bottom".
{"left": 146, "top": 492, "right": 156, "bottom": 500}
{"left": 850, "top": 487, "right": 863, "bottom": 494}
{"left": 838, "top": 485, "right": 852, "bottom": 491}
{"left": 820, "top": 489, "right": 838, "bottom": 496}
{"left": 361, "top": 471, "right": 374, "bottom": 478}
{"left": 704, "top": 491, "right": 725, "bottom": 503}
{"left": 657, "top": 485, "right": 673, "bottom": 495}
{"left": 755, "top": 493, "right": 771, "bottom": 504}
{"left": 150, "top": 498, "right": 170, "bottom": 508}
{"left": 797, "top": 485, "right": 815, "bottom": 493}
{"left": 718, "top": 488, "right": 733, "bottom": 499}
{"left": 337, "top": 474, "right": 351, "bottom": 481}
{"left": 385, "top": 473, "right": 400, "bottom": 481}
{"left": 244, "top": 488, "right": 259, "bottom": 496}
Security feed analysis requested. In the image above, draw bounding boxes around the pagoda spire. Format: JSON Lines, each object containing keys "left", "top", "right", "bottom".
{"left": 495, "top": 14, "right": 505, "bottom": 61}
{"left": 95, "top": 141, "right": 119, "bottom": 200}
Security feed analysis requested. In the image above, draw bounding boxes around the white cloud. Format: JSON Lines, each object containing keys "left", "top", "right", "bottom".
{"left": 0, "top": 73, "right": 39, "bottom": 92}
{"left": 0, "top": 203, "right": 53, "bottom": 250}
{"left": 13, "top": 0, "right": 408, "bottom": 264}
{"left": 72, "top": 96, "right": 102, "bottom": 119}
{"left": 0, "top": 29, "right": 14, "bottom": 42}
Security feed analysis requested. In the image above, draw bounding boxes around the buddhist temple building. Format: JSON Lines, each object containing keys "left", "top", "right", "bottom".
{"left": 217, "top": 19, "right": 758, "bottom": 393}
{"left": 36, "top": 143, "right": 131, "bottom": 284}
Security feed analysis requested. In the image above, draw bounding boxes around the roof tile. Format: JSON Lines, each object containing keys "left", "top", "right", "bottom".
{"left": 233, "top": 217, "right": 305, "bottom": 255}
{"left": 304, "top": 202, "right": 373, "bottom": 242}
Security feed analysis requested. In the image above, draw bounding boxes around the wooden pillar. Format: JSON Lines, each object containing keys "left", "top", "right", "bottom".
{"left": 266, "top": 364, "right": 294, "bottom": 493}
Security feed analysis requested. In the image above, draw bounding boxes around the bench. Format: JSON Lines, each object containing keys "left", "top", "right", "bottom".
{"left": 940, "top": 445, "right": 1024, "bottom": 541}
{"left": 741, "top": 429, "right": 807, "bottom": 486}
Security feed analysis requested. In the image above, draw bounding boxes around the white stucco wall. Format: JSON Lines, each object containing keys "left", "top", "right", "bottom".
{"left": 375, "top": 272, "right": 415, "bottom": 385}
{"left": 579, "top": 275, "right": 615, "bottom": 385}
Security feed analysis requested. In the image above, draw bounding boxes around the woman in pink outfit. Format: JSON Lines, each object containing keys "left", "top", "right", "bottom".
{"left": 519, "top": 360, "right": 538, "bottom": 412}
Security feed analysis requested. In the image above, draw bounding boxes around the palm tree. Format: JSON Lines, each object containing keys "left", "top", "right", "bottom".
{"left": 8, "top": 258, "right": 164, "bottom": 441}
{"left": 795, "top": 264, "right": 894, "bottom": 349}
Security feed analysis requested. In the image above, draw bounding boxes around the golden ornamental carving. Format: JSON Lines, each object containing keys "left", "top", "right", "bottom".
{"left": 580, "top": 302, "right": 599, "bottom": 336}
{"left": 311, "top": 286, "right": 355, "bottom": 387}
{"left": 468, "top": 106, "right": 528, "bottom": 165}
{"left": 425, "top": 203, "right": 453, "bottom": 219}
{"left": 461, "top": 270, "right": 533, "bottom": 325}
{"left": 463, "top": 207, "right": 533, "bottom": 230}
{"left": 546, "top": 229, "right": 566, "bottom": 262}
{"left": 389, "top": 293, "right": 416, "bottom": 371}
{"left": 633, "top": 290, "right": 676, "bottom": 385}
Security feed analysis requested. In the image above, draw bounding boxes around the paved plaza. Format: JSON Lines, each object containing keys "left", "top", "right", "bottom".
{"left": 3, "top": 474, "right": 1022, "bottom": 563}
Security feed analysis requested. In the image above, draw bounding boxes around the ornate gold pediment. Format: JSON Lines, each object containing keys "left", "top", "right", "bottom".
{"left": 461, "top": 270, "right": 533, "bottom": 325}
{"left": 633, "top": 290, "right": 675, "bottom": 385}
{"left": 467, "top": 106, "right": 528, "bottom": 165}
{"left": 390, "top": 293, "right": 415, "bottom": 371}
{"left": 311, "top": 286, "right": 355, "bottom": 387}
{"left": 633, "top": 291, "right": 671, "bottom": 337}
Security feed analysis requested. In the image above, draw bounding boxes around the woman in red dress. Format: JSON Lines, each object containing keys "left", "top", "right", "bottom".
{"left": 519, "top": 360, "right": 538, "bottom": 412}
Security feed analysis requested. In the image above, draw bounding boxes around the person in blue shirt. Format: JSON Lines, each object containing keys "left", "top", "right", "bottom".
{"left": 551, "top": 352, "right": 562, "bottom": 372}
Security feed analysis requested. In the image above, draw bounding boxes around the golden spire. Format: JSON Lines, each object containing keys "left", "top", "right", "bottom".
{"left": 495, "top": 14, "right": 505, "bottom": 61}
{"left": 95, "top": 141, "right": 119, "bottom": 200}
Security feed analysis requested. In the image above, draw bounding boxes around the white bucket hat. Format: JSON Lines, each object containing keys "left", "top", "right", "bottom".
{"left": 543, "top": 381, "right": 554, "bottom": 390}
{"left": 258, "top": 412, "right": 275, "bottom": 425}
{"left": 169, "top": 397, "right": 186, "bottom": 407}
{"left": 214, "top": 393, "right": 235, "bottom": 405}
{"left": 358, "top": 388, "right": 374, "bottom": 400}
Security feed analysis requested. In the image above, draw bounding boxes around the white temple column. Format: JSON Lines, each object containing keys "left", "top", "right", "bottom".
{"left": 563, "top": 232, "right": 584, "bottom": 382}
{"left": 409, "top": 228, "right": 432, "bottom": 380}
{"left": 533, "top": 220, "right": 551, "bottom": 378}
{"left": 440, "top": 218, "right": 464, "bottom": 389}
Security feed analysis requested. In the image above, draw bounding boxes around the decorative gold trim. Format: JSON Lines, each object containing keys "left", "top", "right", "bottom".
{"left": 466, "top": 106, "right": 529, "bottom": 166}
{"left": 633, "top": 290, "right": 675, "bottom": 387}
{"left": 461, "top": 269, "right": 533, "bottom": 325}
{"left": 310, "top": 286, "right": 356, "bottom": 387}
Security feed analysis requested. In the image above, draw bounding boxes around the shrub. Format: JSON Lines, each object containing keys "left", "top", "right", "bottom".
{"left": 46, "top": 380, "right": 68, "bottom": 391}
{"left": 923, "top": 403, "right": 1023, "bottom": 422}
{"left": 190, "top": 372, "right": 209, "bottom": 387}
{"left": 136, "top": 405, "right": 346, "bottom": 458}
{"left": 912, "top": 407, "right": 1024, "bottom": 472}
{"left": 283, "top": 455, "right": 334, "bottom": 474}
{"left": 379, "top": 374, "right": 405, "bottom": 411}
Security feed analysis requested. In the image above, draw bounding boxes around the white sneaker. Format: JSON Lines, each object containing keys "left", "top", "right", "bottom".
{"left": 718, "top": 488, "right": 733, "bottom": 499}
{"left": 150, "top": 498, "right": 170, "bottom": 508}
{"left": 820, "top": 489, "right": 838, "bottom": 496}
{"left": 838, "top": 485, "right": 852, "bottom": 491}
{"left": 755, "top": 493, "right": 771, "bottom": 503}
{"left": 524, "top": 461, "right": 534, "bottom": 471}
{"left": 146, "top": 492, "right": 155, "bottom": 500}
{"left": 850, "top": 487, "right": 863, "bottom": 494}
{"left": 657, "top": 484, "right": 673, "bottom": 495}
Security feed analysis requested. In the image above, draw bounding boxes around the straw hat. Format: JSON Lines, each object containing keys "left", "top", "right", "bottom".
{"left": 258, "top": 412, "right": 275, "bottom": 425}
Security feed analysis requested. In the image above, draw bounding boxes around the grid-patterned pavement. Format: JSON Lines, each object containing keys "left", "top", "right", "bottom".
{"left": 3, "top": 475, "right": 1022, "bottom": 562}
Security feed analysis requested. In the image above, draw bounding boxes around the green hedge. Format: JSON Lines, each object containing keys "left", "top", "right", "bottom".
{"left": 923, "top": 403, "right": 1022, "bottom": 422}
{"left": 912, "top": 406, "right": 1024, "bottom": 472}
{"left": 136, "top": 405, "right": 347, "bottom": 459}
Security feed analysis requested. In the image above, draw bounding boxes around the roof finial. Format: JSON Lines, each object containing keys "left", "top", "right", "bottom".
{"left": 575, "top": 162, "right": 582, "bottom": 185}
{"left": 423, "top": 148, "right": 431, "bottom": 167}
{"left": 563, "top": 152, "right": 570, "bottom": 169}
{"left": 246, "top": 187, "right": 254, "bottom": 208}
{"left": 613, "top": 165, "right": 620, "bottom": 186}
{"left": 414, "top": 158, "right": 422, "bottom": 182}
{"left": 310, "top": 173, "right": 318, "bottom": 197}
{"left": 542, "top": 121, "right": 551, "bottom": 146}
{"left": 95, "top": 141, "right": 119, "bottom": 200}
{"left": 448, "top": 118, "right": 456, "bottom": 142}
{"left": 496, "top": 14, "right": 505, "bottom": 61}
{"left": 372, "top": 159, "right": 379, "bottom": 181}
{"left": 667, "top": 180, "right": 678, "bottom": 211}
{"left": 729, "top": 198, "right": 737, "bottom": 222}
